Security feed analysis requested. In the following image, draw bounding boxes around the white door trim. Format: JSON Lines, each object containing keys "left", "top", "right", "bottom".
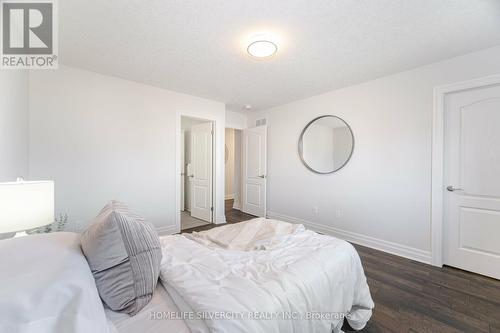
{"left": 431, "top": 73, "right": 500, "bottom": 267}
{"left": 176, "top": 111, "right": 221, "bottom": 234}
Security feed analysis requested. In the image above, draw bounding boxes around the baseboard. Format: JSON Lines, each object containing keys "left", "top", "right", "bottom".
{"left": 225, "top": 194, "right": 235, "bottom": 200}
{"left": 233, "top": 201, "right": 241, "bottom": 210}
{"left": 266, "top": 211, "right": 432, "bottom": 265}
{"left": 156, "top": 225, "right": 178, "bottom": 235}
{"left": 214, "top": 215, "right": 227, "bottom": 225}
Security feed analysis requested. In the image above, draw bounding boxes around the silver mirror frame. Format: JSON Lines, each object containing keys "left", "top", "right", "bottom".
{"left": 298, "top": 115, "right": 355, "bottom": 174}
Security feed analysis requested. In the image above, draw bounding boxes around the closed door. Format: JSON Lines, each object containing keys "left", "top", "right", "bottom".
{"left": 242, "top": 125, "right": 267, "bottom": 217}
{"left": 444, "top": 83, "right": 500, "bottom": 279}
{"left": 190, "top": 122, "right": 213, "bottom": 223}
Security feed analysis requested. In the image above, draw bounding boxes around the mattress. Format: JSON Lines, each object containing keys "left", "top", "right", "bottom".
{"left": 105, "top": 282, "right": 191, "bottom": 333}
{"left": 163, "top": 282, "right": 211, "bottom": 333}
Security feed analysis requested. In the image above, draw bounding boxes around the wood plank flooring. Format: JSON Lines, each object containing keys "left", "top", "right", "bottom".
{"left": 355, "top": 245, "right": 500, "bottom": 333}
{"left": 184, "top": 200, "right": 500, "bottom": 333}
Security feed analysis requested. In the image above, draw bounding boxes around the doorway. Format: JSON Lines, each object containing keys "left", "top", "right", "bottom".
{"left": 180, "top": 116, "right": 214, "bottom": 230}
{"left": 225, "top": 128, "right": 243, "bottom": 211}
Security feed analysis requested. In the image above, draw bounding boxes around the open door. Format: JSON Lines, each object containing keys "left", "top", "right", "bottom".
{"left": 189, "top": 122, "right": 213, "bottom": 222}
{"left": 242, "top": 125, "right": 267, "bottom": 217}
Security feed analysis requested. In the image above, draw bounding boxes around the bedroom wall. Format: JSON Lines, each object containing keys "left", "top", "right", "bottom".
{"left": 225, "top": 109, "right": 247, "bottom": 129}
{"left": 0, "top": 71, "right": 29, "bottom": 182}
{"left": 248, "top": 45, "right": 500, "bottom": 263}
{"left": 28, "top": 66, "right": 226, "bottom": 233}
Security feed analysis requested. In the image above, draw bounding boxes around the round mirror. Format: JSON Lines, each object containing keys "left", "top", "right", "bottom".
{"left": 298, "top": 115, "right": 354, "bottom": 174}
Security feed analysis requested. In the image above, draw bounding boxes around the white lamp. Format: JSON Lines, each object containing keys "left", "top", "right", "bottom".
{"left": 0, "top": 179, "right": 54, "bottom": 237}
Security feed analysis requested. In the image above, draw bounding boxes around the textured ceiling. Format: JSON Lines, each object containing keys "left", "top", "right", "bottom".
{"left": 60, "top": 0, "right": 500, "bottom": 111}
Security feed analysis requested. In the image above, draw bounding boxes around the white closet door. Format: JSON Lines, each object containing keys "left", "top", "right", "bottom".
{"left": 242, "top": 125, "right": 267, "bottom": 217}
{"left": 444, "top": 83, "right": 500, "bottom": 279}
{"left": 190, "top": 122, "right": 213, "bottom": 222}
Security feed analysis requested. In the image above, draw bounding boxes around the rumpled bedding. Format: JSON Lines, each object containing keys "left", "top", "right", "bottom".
{"left": 159, "top": 218, "right": 374, "bottom": 333}
{"left": 187, "top": 218, "right": 305, "bottom": 251}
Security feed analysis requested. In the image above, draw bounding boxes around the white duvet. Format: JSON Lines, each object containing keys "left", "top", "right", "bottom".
{"left": 159, "top": 219, "right": 374, "bottom": 333}
{"left": 0, "top": 232, "right": 111, "bottom": 333}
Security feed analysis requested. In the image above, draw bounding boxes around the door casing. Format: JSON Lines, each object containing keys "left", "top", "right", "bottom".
{"left": 175, "top": 111, "right": 223, "bottom": 234}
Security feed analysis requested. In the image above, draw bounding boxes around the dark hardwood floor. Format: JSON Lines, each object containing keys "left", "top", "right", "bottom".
{"left": 355, "top": 245, "right": 500, "bottom": 333}
{"left": 184, "top": 200, "right": 500, "bottom": 333}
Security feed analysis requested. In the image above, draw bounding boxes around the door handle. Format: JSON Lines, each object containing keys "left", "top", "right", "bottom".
{"left": 446, "top": 185, "right": 463, "bottom": 192}
{"left": 188, "top": 174, "right": 194, "bottom": 178}
{"left": 258, "top": 175, "right": 266, "bottom": 179}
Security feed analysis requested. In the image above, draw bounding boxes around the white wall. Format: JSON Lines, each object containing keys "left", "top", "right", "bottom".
{"left": 225, "top": 109, "right": 247, "bottom": 129}
{"left": 29, "top": 66, "right": 225, "bottom": 233}
{"left": 248, "top": 45, "right": 500, "bottom": 262}
{"left": 0, "top": 71, "right": 29, "bottom": 182}
{"left": 225, "top": 128, "right": 235, "bottom": 199}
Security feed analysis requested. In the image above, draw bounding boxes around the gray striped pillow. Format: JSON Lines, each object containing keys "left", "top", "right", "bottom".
{"left": 81, "top": 201, "right": 162, "bottom": 315}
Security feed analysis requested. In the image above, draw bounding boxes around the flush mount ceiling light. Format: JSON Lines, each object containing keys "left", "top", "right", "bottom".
{"left": 247, "top": 40, "right": 278, "bottom": 58}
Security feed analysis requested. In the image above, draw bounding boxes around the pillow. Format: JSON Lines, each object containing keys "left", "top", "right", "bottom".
{"left": 0, "top": 232, "right": 111, "bottom": 333}
{"left": 80, "top": 201, "right": 162, "bottom": 315}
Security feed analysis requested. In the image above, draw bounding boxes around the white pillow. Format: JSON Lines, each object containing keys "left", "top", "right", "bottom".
{"left": 0, "top": 232, "right": 112, "bottom": 333}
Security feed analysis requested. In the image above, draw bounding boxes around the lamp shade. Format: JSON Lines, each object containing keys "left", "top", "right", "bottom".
{"left": 0, "top": 181, "right": 54, "bottom": 233}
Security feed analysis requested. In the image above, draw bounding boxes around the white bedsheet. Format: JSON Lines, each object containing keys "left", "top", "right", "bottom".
{"left": 159, "top": 219, "right": 374, "bottom": 333}
{"left": 105, "top": 282, "right": 191, "bottom": 333}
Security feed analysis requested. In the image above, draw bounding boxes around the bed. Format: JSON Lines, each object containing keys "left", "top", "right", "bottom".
{"left": 157, "top": 218, "right": 374, "bottom": 333}
{"left": 0, "top": 218, "right": 373, "bottom": 333}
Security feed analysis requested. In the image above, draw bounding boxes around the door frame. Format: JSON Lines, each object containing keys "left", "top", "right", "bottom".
{"left": 431, "top": 73, "right": 500, "bottom": 267}
{"left": 176, "top": 111, "right": 221, "bottom": 233}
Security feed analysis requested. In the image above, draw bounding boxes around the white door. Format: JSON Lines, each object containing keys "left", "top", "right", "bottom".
{"left": 190, "top": 122, "right": 213, "bottom": 222}
{"left": 242, "top": 125, "right": 267, "bottom": 217}
{"left": 444, "top": 82, "right": 500, "bottom": 279}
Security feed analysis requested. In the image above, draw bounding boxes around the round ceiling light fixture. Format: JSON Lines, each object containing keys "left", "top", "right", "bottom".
{"left": 247, "top": 40, "right": 277, "bottom": 58}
